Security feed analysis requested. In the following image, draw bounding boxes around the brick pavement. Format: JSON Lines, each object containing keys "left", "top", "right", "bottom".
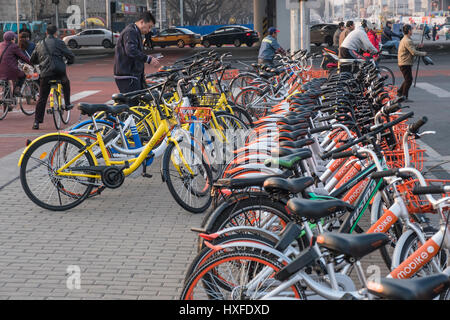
{"left": 0, "top": 148, "right": 398, "bottom": 300}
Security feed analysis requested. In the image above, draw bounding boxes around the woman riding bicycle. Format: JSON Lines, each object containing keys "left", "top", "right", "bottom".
{"left": 0, "top": 31, "right": 31, "bottom": 99}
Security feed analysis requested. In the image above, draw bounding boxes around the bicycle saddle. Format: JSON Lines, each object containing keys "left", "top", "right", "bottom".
{"left": 278, "top": 129, "right": 308, "bottom": 141}
{"left": 214, "top": 172, "right": 289, "bottom": 190}
{"left": 278, "top": 123, "right": 309, "bottom": 132}
{"left": 368, "top": 274, "right": 449, "bottom": 300}
{"left": 77, "top": 103, "right": 129, "bottom": 116}
{"left": 271, "top": 146, "right": 309, "bottom": 158}
{"left": 264, "top": 149, "right": 312, "bottom": 170}
{"left": 316, "top": 232, "right": 389, "bottom": 260}
{"left": 263, "top": 176, "right": 314, "bottom": 195}
{"left": 279, "top": 138, "right": 315, "bottom": 149}
{"left": 286, "top": 198, "right": 354, "bottom": 222}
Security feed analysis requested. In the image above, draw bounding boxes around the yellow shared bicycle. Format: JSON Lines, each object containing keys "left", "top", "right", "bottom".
{"left": 18, "top": 86, "right": 213, "bottom": 213}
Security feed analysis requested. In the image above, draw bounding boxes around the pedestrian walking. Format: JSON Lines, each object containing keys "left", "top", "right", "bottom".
{"left": 397, "top": 24, "right": 427, "bottom": 103}
{"left": 114, "top": 11, "right": 160, "bottom": 93}
{"left": 432, "top": 23, "right": 438, "bottom": 41}
{"left": 30, "top": 25, "right": 75, "bottom": 130}
{"left": 0, "top": 31, "right": 31, "bottom": 98}
{"left": 257, "top": 27, "right": 286, "bottom": 67}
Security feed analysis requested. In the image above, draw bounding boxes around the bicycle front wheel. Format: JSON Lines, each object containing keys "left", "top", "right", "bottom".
{"left": 19, "top": 80, "right": 38, "bottom": 116}
{"left": 0, "top": 82, "right": 10, "bottom": 120}
{"left": 180, "top": 248, "right": 305, "bottom": 300}
{"left": 378, "top": 66, "right": 395, "bottom": 86}
{"left": 20, "top": 134, "right": 98, "bottom": 211}
{"left": 162, "top": 140, "right": 213, "bottom": 213}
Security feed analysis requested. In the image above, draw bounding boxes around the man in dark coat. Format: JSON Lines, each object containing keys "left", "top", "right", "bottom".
{"left": 30, "top": 25, "right": 75, "bottom": 129}
{"left": 114, "top": 11, "right": 160, "bottom": 93}
{"left": 0, "top": 31, "right": 31, "bottom": 97}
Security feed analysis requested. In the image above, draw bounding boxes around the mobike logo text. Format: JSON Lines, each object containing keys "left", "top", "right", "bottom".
{"left": 392, "top": 241, "right": 438, "bottom": 279}
{"left": 349, "top": 181, "right": 377, "bottom": 228}
{"left": 368, "top": 210, "right": 397, "bottom": 234}
{"left": 343, "top": 178, "right": 369, "bottom": 205}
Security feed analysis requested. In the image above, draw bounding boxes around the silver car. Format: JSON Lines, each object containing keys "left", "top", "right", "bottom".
{"left": 63, "top": 28, "right": 119, "bottom": 49}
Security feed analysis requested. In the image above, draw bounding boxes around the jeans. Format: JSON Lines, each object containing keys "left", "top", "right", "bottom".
{"left": 383, "top": 40, "right": 400, "bottom": 50}
{"left": 398, "top": 65, "right": 413, "bottom": 99}
{"left": 35, "top": 74, "right": 71, "bottom": 123}
{"left": 115, "top": 75, "right": 145, "bottom": 94}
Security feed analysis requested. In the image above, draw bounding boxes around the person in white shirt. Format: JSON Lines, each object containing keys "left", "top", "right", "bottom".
{"left": 339, "top": 20, "right": 378, "bottom": 60}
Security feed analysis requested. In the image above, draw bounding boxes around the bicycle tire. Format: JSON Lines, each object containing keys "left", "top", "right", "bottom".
{"left": 202, "top": 197, "right": 292, "bottom": 250}
{"left": 180, "top": 248, "right": 305, "bottom": 300}
{"left": 370, "top": 190, "right": 402, "bottom": 269}
{"left": 19, "top": 80, "right": 37, "bottom": 116}
{"left": 0, "top": 82, "right": 10, "bottom": 120}
{"left": 234, "top": 86, "right": 268, "bottom": 119}
{"left": 20, "top": 134, "right": 97, "bottom": 211}
{"left": 396, "top": 230, "right": 447, "bottom": 279}
{"left": 184, "top": 233, "right": 276, "bottom": 283}
{"left": 51, "top": 93, "right": 62, "bottom": 130}
{"left": 162, "top": 140, "right": 213, "bottom": 213}
{"left": 229, "top": 72, "right": 259, "bottom": 101}
{"left": 378, "top": 66, "right": 395, "bottom": 86}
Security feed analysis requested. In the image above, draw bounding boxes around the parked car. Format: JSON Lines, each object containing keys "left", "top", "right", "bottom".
{"left": 63, "top": 28, "right": 119, "bottom": 49}
{"left": 151, "top": 27, "right": 201, "bottom": 48}
{"left": 58, "top": 28, "right": 76, "bottom": 40}
{"left": 202, "top": 25, "right": 259, "bottom": 48}
{"left": 310, "top": 23, "right": 338, "bottom": 47}
{"left": 438, "top": 24, "right": 450, "bottom": 36}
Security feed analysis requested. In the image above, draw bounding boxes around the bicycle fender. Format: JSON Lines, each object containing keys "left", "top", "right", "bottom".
{"left": 18, "top": 132, "right": 98, "bottom": 167}
{"left": 390, "top": 229, "right": 415, "bottom": 269}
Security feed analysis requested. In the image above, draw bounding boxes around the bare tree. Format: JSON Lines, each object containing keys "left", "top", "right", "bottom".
{"left": 167, "top": 0, "right": 252, "bottom": 26}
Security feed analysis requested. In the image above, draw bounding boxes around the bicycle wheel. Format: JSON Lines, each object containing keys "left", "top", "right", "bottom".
{"left": 51, "top": 94, "right": 63, "bottom": 130}
{"left": 206, "top": 111, "right": 249, "bottom": 181}
{"left": 370, "top": 190, "right": 402, "bottom": 269}
{"left": 180, "top": 248, "right": 305, "bottom": 300}
{"left": 229, "top": 72, "right": 259, "bottom": 100}
{"left": 162, "top": 139, "right": 213, "bottom": 213}
{"left": 396, "top": 230, "right": 447, "bottom": 278}
{"left": 234, "top": 87, "right": 268, "bottom": 119}
{"left": 378, "top": 66, "right": 395, "bottom": 86}
{"left": 204, "top": 197, "right": 292, "bottom": 244}
{"left": 20, "top": 134, "right": 98, "bottom": 211}
{"left": 184, "top": 233, "right": 276, "bottom": 283}
{"left": 0, "top": 81, "right": 10, "bottom": 120}
{"left": 19, "top": 80, "right": 38, "bottom": 116}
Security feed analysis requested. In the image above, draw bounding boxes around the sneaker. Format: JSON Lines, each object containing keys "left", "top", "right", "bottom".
{"left": 404, "top": 98, "right": 414, "bottom": 103}
{"left": 32, "top": 121, "right": 39, "bottom": 130}
{"left": 64, "top": 104, "right": 74, "bottom": 111}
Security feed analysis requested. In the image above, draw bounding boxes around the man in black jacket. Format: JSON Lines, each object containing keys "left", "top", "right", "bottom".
{"left": 30, "top": 25, "right": 75, "bottom": 129}
{"left": 114, "top": 11, "right": 160, "bottom": 93}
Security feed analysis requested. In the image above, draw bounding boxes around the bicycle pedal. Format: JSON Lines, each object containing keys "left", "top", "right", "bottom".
{"left": 142, "top": 173, "right": 153, "bottom": 178}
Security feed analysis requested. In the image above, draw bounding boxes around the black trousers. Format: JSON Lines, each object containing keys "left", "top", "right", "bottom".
{"left": 35, "top": 74, "right": 71, "bottom": 123}
{"left": 115, "top": 75, "right": 145, "bottom": 94}
{"left": 398, "top": 65, "right": 413, "bottom": 99}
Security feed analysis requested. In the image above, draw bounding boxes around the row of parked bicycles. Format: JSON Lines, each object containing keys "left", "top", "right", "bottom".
{"left": 17, "top": 48, "right": 449, "bottom": 299}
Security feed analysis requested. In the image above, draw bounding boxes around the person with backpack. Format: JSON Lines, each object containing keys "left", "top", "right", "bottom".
{"left": 30, "top": 25, "right": 75, "bottom": 130}
{"left": 0, "top": 31, "right": 31, "bottom": 98}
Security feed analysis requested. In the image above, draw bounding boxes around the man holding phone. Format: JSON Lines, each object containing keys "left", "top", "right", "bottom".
{"left": 114, "top": 11, "right": 160, "bottom": 93}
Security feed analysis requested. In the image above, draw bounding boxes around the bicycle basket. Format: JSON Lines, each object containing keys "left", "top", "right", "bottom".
{"left": 188, "top": 93, "right": 221, "bottom": 107}
{"left": 175, "top": 106, "right": 212, "bottom": 124}
{"left": 396, "top": 179, "right": 450, "bottom": 214}
{"left": 221, "top": 69, "right": 239, "bottom": 81}
{"left": 383, "top": 148, "right": 425, "bottom": 171}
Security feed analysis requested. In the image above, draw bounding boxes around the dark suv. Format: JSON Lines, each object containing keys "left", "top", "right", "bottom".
{"left": 310, "top": 24, "right": 338, "bottom": 47}
{"left": 202, "top": 25, "right": 259, "bottom": 48}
